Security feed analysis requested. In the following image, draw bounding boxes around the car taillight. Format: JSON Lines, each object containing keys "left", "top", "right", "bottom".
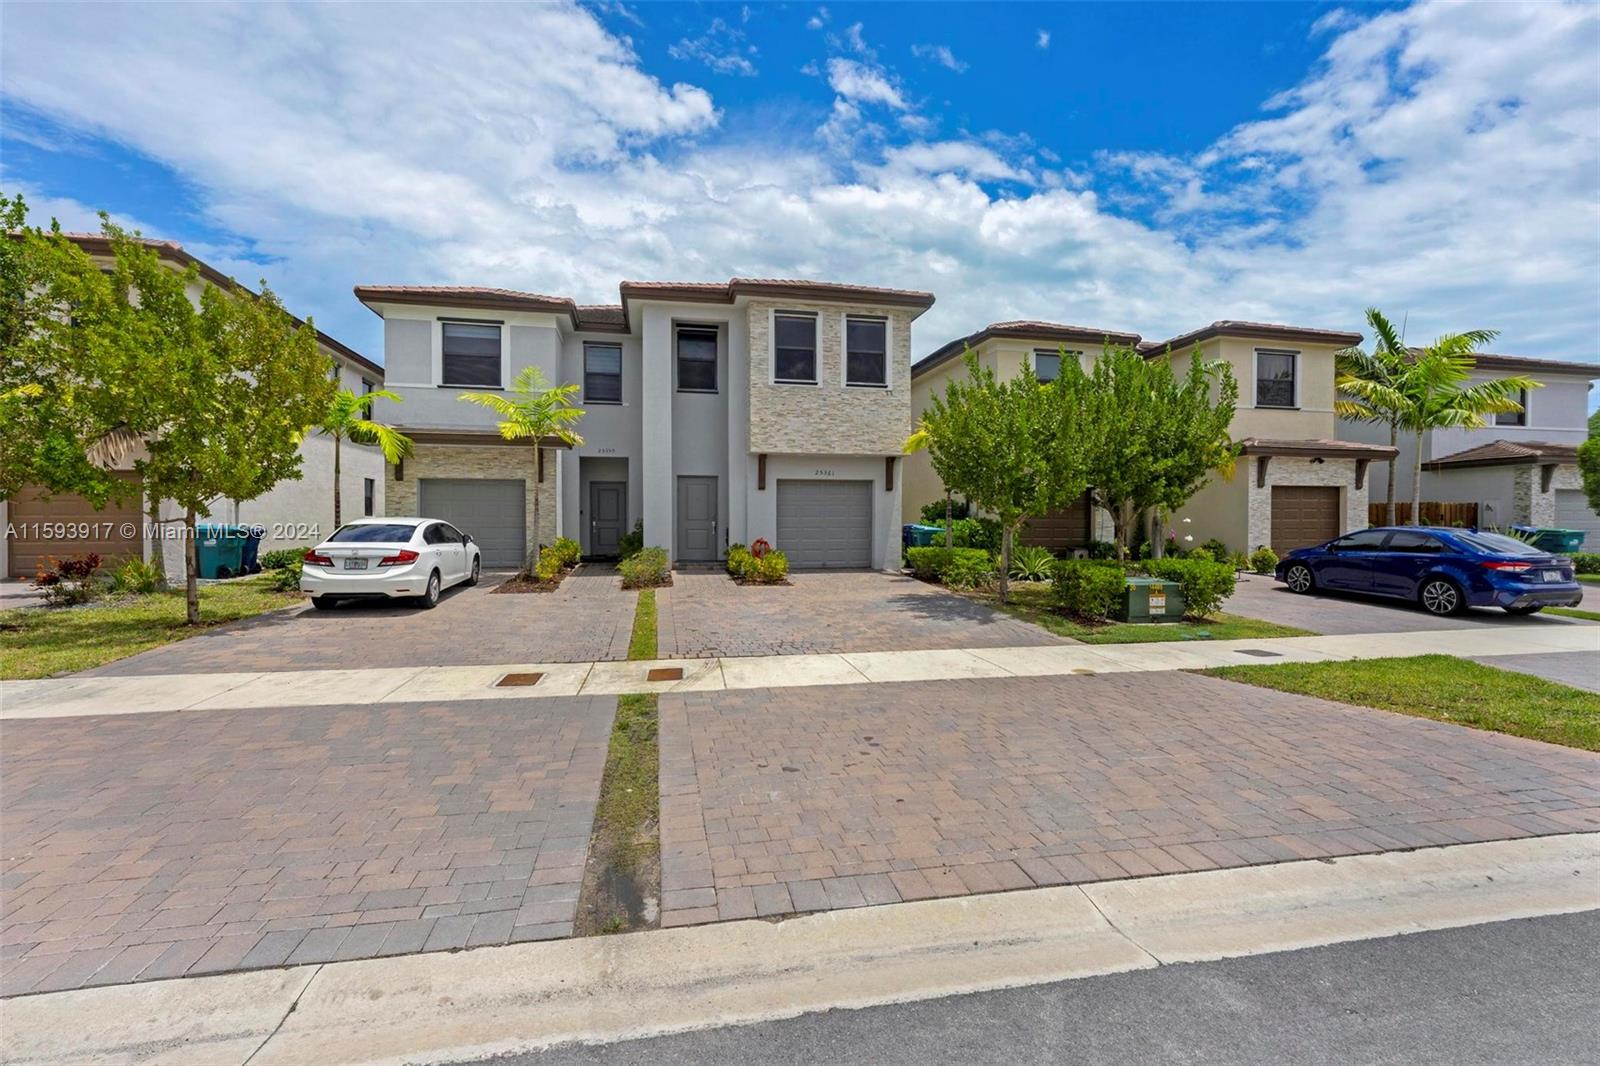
{"left": 378, "top": 549, "right": 419, "bottom": 567}
{"left": 1481, "top": 561, "right": 1532, "bottom": 572}
{"left": 303, "top": 550, "right": 333, "bottom": 567}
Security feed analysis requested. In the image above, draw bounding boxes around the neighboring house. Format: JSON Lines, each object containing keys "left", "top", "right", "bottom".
{"left": 0, "top": 234, "right": 385, "bottom": 579}
{"left": 354, "top": 278, "right": 935, "bottom": 571}
{"left": 907, "top": 319, "right": 1399, "bottom": 557}
{"left": 1338, "top": 353, "right": 1600, "bottom": 540}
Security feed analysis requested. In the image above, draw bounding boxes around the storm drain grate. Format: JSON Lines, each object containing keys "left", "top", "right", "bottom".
{"left": 1236, "top": 649, "right": 1283, "bottom": 658}
{"left": 647, "top": 667, "right": 684, "bottom": 682}
{"left": 496, "top": 672, "right": 545, "bottom": 687}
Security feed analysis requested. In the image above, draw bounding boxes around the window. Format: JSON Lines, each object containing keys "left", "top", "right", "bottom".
{"left": 329, "top": 523, "right": 416, "bottom": 542}
{"left": 773, "top": 311, "right": 818, "bottom": 384}
{"left": 1255, "top": 349, "right": 1297, "bottom": 408}
{"left": 584, "top": 343, "right": 623, "bottom": 403}
{"left": 676, "top": 327, "right": 718, "bottom": 392}
{"left": 440, "top": 321, "right": 502, "bottom": 387}
{"left": 845, "top": 316, "right": 888, "bottom": 387}
{"left": 1032, "top": 350, "right": 1062, "bottom": 383}
{"left": 1495, "top": 388, "right": 1528, "bottom": 426}
{"left": 361, "top": 377, "right": 375, "bottom": 395}
{"left": 1331, "top": 529, "right": 1390, "bottom": 552}
{"left": 363, "top": 478, "right": 375, "bottom": 517}
{"left": 1385, "top": 530, "right": 1442, "bottom": 553}
{"left": 1451, "top": 530, "right": 1541, "bottom": 556}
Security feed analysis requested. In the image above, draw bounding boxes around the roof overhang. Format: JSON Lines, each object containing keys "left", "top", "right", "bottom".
{"left": 1149, "top": 322, "right": 1363, "bottom": 355}
{"left": 913, "top": 322, "right": 1141, "bottom": 379}
{"left": 1237, "top": 438, "right": 1399, "bottom": 460}
{"left": 404, "top": 429, "right": 577, "bottom": 448}
{"left": 1423, "top": 441, "right": 1579, "bottom": 471}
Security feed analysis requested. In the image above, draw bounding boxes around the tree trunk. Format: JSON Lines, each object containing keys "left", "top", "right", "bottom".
{"left": 944, "top": 491, "right": 952, "bottom": 549}
{"left": 1152, "top": 509, "right": 1166, "bottom": 559}
{"left": 1385, "top": 421, "right": 1398, "bottom": 526}
{"left": 1111, "top": 499, "right": 1134, "bottom": 560}
{"left": 184, "top": 507, "right": 200, "bottom": 625}
{"left": 998, "top": 525, "right": 1013, "bottom": 604}
{"left": 1411, "top": 430, "right": 1425, "bottom": 526}
{"left": 332, "top": 433, "right": 342, "bottom": 528}
{"left": 527, "top": 445, "right": 542, "bottom": 576}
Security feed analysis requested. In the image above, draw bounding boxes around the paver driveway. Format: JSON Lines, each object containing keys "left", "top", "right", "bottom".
{"left": 88, "top": 566, "right": 635, "bottom": 676}
{"left": 657, "top": 571, "right": 1064, "bottom": 657}
{"left": 656, "top": 673, "right": 1600, "bottom": 926}
{"left": 1228, "top": 572, "right": 1596, "bottom": 636}
{"left": 0, "top": 696, "right": 613, "bottom": 996}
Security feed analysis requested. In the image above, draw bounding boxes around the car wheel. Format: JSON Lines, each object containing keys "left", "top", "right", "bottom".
{"left": 310, "top": 597, "right": 338, "bottom": 611}
{"left": 1284, "top": 564, "right": 1316, "bottom": 594}
{"left": 417, "top": 570, "right": 441, "bottom": 610}
{"left": 1418, "top": 578, "right": 1465, "bottom": 616}
{"left": 1504, "top": 603, "right": 1544, "bottom": 616}
{"left": 466, "top": 558, "right": 480, "bottom": 587}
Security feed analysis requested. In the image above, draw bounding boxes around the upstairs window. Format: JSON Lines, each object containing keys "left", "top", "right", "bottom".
{"left": 845, "top": 316, "right": 888, "bottom": 387}
{"left": 1255, "top": 349, "right": 1297, "bottom": 408}
{"left": 584, "top": 342, "right": 623, "bottom": 403}
{"left": 440, "top": 321, "right": 502, "bottom": 387}
{"left": 773, "top": 311, "right": 818, "bottom": 384}
{"left": 1032, "top": 350, "right": 1061, "bottom": 383}
{"left": 676, "top": 326, "right": 718, "bottom": 393}
{"left": 1495, "top": 388, "right": 1528, "bottom": 426}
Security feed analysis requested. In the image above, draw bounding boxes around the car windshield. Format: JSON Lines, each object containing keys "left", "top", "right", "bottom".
{"left": 1450, "top": 531, "right": 1542, "bottom": 556}
{"left": 328, "top": 523, "right": 417, "bottom": 543}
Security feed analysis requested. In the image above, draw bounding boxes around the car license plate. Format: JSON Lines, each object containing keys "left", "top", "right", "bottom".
{"left": 344, "top": 558, "right": 367, "bottom": 570}
{"left": 1541, "top": 569, "right": 1563, "bottom": 582}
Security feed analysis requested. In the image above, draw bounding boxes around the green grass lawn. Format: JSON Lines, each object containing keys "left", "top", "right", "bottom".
{"left": 962, "top": 581, "right": 1315, "bottom": 644}
{"left": 1546, "top": 606, "right": 1600, "bottom": 621}
{"left": 0, "top": 575, "right": 303, "bottom": 679}
{"left": 1204, "top": 654, "right": 1600, "bottom": 751}
{"left": 1577, "top": 574, "right": 1600, "bottom": 585}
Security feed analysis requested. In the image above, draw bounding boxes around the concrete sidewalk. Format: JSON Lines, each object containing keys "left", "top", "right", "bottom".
{"left": 4, "top": 623, "right": 1597, "bottom": 719}
{"left": 4, "top": 834, "right": 1596, "bottom": 1066}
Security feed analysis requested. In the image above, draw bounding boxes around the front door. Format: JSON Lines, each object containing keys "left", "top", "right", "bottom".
{"left": 589, "top": 481, "right": 626, "bottom": 558}
{"left": 676, "top": 476, "right": 718, "bottom": 562}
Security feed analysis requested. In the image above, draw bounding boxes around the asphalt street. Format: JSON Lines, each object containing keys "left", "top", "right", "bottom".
{"left": 466, "top": 910, "right": 1600, "bottom": 1066}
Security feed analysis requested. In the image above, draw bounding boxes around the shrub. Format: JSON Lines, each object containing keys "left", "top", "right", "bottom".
{"left": 1145, "top": 557, "right": 1237, "bottom": 619}
{"left": 1086, "top": 540, "right": 1117, "bottom": 560}
{"left": 619, "top": 546, "right": 670, "bottom": 588}
{"left": 616, "top": 521, "right": 644, "bottom": 561}
{"left": 741, "top": 549, "right": 789, "bottom": 584}
{"left": 1228, "top": 551, "right": 1251, "bottom": 573}
{"left": 259, "top": 546, "right": 311, "bottom": 570}
{"left": 920, "top": 498, "right": 971, "bottom": 524}
{"left": 942, "top": 552, "right": 995, "bottom": 589}
{"left": 1050, "top": 559, "right": 1127, "bottom": 622}
{"left": 1185, "top": 547, "right": 1215, "bottom": 562}
{"left": 534, "top": 551, "right": 564, "bottom": 582}
{"left": 905, "top": 546, "right": 993, "bottom": 583}
{"left": 269, "top": 559, "right": 304, "bottom": 592}
{"left": 1009, "top": 544, "right": 1055, "bottom": 581}
{"left": 1249, "top": 546, "right": 1279, "bottom": 575}
{"left": 1201, "top": 538, "right": 1230, "bottom": 560}
{"left": 34, "top": 554, "right": 104, "bottom": 606}
{"left": 928, "top": 516, "right": 1001, "bottom": 553}
{"left": 1571, "top": 552, "right": 1600, "bottom": 575}
{"left": 547, "top": 536, "right": 581, "bottom": 568}
{"left": 726, "top": 543, "right": 750, "bottom": 576}
{"left": 111, "top": 558, "right": 164, "bottom": 595}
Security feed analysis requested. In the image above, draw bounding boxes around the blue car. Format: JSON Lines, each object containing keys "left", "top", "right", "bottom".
{"left": 1274, "top": 526, "right": 1584, "bottom": 617}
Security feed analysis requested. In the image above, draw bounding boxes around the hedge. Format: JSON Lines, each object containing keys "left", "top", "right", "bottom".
{"left": 906, "top": 546, "right": 993, "bottom": 583}
{"left": 1571, "top": 552, "right": 1600, "bottom": 575}
{"left": 1144, "top": 557, "right": 1237, "bottom": 619}
{"left": 1050, "top": 559, "right": 1127, "bottom": 621}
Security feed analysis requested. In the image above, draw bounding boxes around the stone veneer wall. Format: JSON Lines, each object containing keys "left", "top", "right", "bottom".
{"left": 1528, "top": 464, "right": 1582, "bottom": 527}
{"left": 386, "top": 443, "right": 558, "bottom": 550}
{"left": 1246, "top": 456, "right": 1368, "bottom": 552}
{"left": 746, "top": 298, "right": 914, "bottom": 455}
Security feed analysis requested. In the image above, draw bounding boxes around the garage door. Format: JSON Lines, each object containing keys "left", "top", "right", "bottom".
{"left": 418, "top": 478, "right": 525, "bottom": 567}
{"left": 1270, "top": 486, "right": 1340, "bottom": 554}
{"left": 1554, "top": 489, "right": 1600, "bottom": 549}
{"left": 6, "top": 474, "right": 143, "bottom": 578}
{"left": 776, "top": 479, "right": 872, "bottom": 569}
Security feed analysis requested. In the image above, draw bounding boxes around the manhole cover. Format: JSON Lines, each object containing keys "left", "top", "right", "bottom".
{"left": 647, "top": 667, "right": 684, "bottom": 682}
{"left": 1236, "top": 649, "right": 1282, "bottom": 658}
{"left": 496, "top": 672, "right": 544, "bottom": 687}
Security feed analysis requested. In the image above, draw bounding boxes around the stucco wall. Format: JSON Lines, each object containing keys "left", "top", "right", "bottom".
{"left": 742, "top": 453, "right": 902, "bottom": 571}
{"left": 1168, "top": 339, "right": 1341, "bottom": 441}
{"left": 386, "top": 443, "right": 558, "bottom": 554}
{"left": 1171, "top": 465, "right": 1251, "bottom": 555}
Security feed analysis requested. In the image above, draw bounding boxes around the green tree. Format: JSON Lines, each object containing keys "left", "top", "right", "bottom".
{"left": 1077, "top": 346, "right": 1239, "bottom": 558}
{"left": 317, "top": 388, "right": 413, "bottom": 526}
{"left": 1335, "top": 308, "right": 1413, "bottom": 526}
{"left": 458, "top": 366, "right": 584, "bottom": 574}
{"left": 1579, "top": 409, "right": 1600, "bottom": 513}
{"left": 904, "top": 415, "right": 957, "bottom": 548}
{"left": 906, "top": 350, "right": 1076, "bottom": 603}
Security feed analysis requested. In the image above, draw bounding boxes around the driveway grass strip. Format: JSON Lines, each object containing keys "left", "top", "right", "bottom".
{"left": 1545, "top": 606, "right": 1600, "bottom": 622}
{"left": 0, "top": 575, "right": 303, "bottom": 679}
{"left": 1203, "top": 653, "right": 1600, "bottom": 751}
{"left": 959, "top": 581, "right": 1315, "bottom": 644}
{"left": 578, "top": 587, "right": 662, "bottom": 935}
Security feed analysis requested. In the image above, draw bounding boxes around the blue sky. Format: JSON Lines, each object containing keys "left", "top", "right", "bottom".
{"left": 2, "top": 1, "right": 1596, "bottom": 371}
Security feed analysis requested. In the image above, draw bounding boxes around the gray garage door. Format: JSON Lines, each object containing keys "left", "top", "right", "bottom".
{"left": 418, "top": 478, "right": 526, "bottom": 567}
{"left": 776, "top": 479, "right": 873, "bottom": 569}
{"left": 1554, "top": 489, "right": 1600, "bottom": 550}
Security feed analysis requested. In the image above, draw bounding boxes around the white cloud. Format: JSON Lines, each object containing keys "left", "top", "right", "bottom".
{"left": 2, "top": 0, "right": 1595, "bottom": 370}
{"left": 911, "top": 43, "right": 967, "bottom": 73}
{"left": 1036, "top": 29, "right": 1051, "bottom": 49}
{"left": 807, "top": 7, "right": 830, "bottom": 31}
{"left": 669, "top": 17, "right": 757, "bottom": 77}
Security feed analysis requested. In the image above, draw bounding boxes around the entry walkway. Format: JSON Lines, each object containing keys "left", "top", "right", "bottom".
{"left": 4, "top": 624, "right": 1596, "bottom": 719}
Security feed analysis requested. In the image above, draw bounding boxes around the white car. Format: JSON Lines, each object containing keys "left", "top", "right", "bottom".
{"left": 300, "top": 517, "right": 481, "bottom": 610}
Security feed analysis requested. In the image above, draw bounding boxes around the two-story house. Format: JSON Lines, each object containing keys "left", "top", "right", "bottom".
{"left": 1339, "top": 352, "right": 1600, "bottom": 540}
{"left": 355, "top": 278, "right": 935, "bottom": 571}
{"left": 1, "top": 234, "right": 386, "bottom": 579}
{"left": 906, "top": 319, "right": 1399, "bottom": 556}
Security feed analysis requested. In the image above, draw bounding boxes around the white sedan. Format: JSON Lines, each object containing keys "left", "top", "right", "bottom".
{"left": 300, "top": 517, "right": 481, "bottom": 610}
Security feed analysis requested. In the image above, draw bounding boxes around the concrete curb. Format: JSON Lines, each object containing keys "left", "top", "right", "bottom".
{"left": 4, "top": 834, "right": 1596, "bottom": 1066}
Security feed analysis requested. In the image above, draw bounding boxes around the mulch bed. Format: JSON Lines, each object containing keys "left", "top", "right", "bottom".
{"left": 729, "top": 575, "right": 792, "bottom": 587}
{"left": 492, "top": 570, "right": 566, "bottom": 594}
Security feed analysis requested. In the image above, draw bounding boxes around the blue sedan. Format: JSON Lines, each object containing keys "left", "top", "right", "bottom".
{"left": 1274, "top": 526, "right": 1584, "bottom": 617}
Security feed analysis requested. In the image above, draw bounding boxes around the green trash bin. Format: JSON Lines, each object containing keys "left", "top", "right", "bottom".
{"left": 902, "top": 524, "right": 945, "bottom": 549}
{"left": 1511, "top": 526, "right": 1587, "bottom": 554}
{"left": 195, "top": 523, "right": 249, "bottom": 578}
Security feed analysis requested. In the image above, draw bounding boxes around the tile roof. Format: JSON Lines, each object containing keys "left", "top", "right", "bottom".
{"left": 1148, "top": 320, "right": 1364, "bottom": 352}
{"left": 914, "top": 319, "right": 1142, "bottom": 377}
{"left": 1423, "top": 439, "right": 1581, "bottom": 469}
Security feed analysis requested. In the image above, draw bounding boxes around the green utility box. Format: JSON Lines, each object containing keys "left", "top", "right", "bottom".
{"left": 1117, "top": 576, "right": 1185, "bottom": 622}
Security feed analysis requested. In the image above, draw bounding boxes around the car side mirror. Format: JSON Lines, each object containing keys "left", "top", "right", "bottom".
{"left": 462, "top": 533, "right": 472, "bottom": 544}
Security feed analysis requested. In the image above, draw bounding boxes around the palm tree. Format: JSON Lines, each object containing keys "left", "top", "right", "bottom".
{"left": 318, "top": 388, "right": 413, "bottom": 526}
{"left": 1335, "top": 309, "right": 1411, "bottom": 525}
{"left": 458, "top": 367, "right": 584, "bottom": 573}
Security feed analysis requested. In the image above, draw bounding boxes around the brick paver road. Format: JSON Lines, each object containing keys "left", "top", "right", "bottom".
{"left": 90, "top": 566, "right": 635, "bottom": 676}
{"left": 0, "top": 696, "right": 613, "bottom": 995}
{"left": 658, "top": 571, "right": 1065, "bottom": 657}
{"left": 657, "top": 673, "right": 1600, "bottom": 926}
